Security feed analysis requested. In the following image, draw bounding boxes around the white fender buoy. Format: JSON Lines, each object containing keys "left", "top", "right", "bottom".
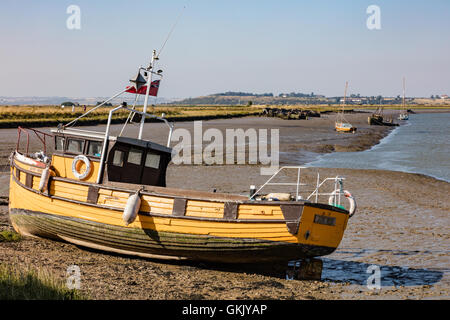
{"left": 38, "top": 167, "right": 50, "bottom": 192}
{"left": 122, "top": 191, "right": 141, "bottom": 226}
{"left": 72, "top": 155, "right": 91, "bottom": 180}
{"left": 328, "top": 190, "right": 357, "bottom": 217}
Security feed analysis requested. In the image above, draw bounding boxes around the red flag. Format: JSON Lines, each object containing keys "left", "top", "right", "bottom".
{"left": 126, "top": 80, "right": 161, "bottom": 96}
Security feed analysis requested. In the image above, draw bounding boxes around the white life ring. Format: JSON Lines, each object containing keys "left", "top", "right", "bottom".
{"left": 328, "top": 190, "right": 356, "bottom": 217}
{"left": 72, "top": 155, "right": 92, "bottom": 180}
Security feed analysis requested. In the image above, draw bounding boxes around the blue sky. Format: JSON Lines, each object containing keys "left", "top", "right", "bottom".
{"left": 0, "top": 0, "right": 449, "bottom": 98}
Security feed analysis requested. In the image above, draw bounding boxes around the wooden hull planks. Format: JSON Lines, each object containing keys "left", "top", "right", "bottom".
{"left": 9, "top": 209, "right": 335, "bottom": 263}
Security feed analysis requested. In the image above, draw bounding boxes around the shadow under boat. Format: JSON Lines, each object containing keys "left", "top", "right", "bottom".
{"left": 74, "top": 243, "right": 444, "bottom": 288}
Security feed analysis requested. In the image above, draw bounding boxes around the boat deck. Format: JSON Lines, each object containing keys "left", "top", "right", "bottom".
{"left": 104, "top": 180, "right": 248, "bottom": 202}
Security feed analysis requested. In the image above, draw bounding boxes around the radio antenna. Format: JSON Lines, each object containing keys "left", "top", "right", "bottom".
{"left": 157, "top": 5, "right": 187, "bottom": 59}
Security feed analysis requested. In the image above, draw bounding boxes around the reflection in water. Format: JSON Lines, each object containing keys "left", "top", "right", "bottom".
{"left": 320, "top": 258, "right": 443, "bottom": 287}
{"left": 287, "top": 247, "right": 447, "bottom": 287}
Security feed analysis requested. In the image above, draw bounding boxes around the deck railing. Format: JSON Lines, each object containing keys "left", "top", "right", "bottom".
{"left": 16, "top": 127, "right": 53, "bottom": 155}
{"left": 249, "top": 166, "right": 346, "bottom": 205}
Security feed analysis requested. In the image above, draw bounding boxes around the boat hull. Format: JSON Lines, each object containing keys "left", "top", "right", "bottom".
{"left": 335, "top": 125, "right": 356, "bottom": 133}
{"left": 9, "top": 208, "right": 335, "bottom": 263}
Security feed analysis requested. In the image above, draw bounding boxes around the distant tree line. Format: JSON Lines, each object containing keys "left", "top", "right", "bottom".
{"left": 173, "top": 91, "right": 419, "bottom": 106}
{"left": 96, "top": 101, "right": 113, "bottom": 106}
{"left": 61, "top": 101, "right": 78, "bottom": 106}
{"left": 278, "top": 92, "right": 318, "bottom": 98}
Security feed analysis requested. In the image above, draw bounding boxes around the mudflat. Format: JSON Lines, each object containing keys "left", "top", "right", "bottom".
{"left": 0, "top": 112, "right": 448, "bottom": 299}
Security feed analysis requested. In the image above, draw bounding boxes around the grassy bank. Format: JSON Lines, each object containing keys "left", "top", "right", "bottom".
{"left": 1, "top": 104, "right": 449, "bottom": 128}
{"left": 0, "top": 105, "right": 261, "bottom": 128}
{"left": 0, "top": 228, "right": 84, "bottom": 299}
{"left": 0, "top": 263, "right": 85, "bottom": 300}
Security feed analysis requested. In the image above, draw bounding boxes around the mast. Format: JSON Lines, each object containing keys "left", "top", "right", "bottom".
{"left": 343, "top": 81, "right": 348, "bottom": 112}
{"left": 138, "top": 49, "right": 158, "bottom": 140}
{"left": 402, "top": 76, "right": 406, "bottom": 112}
{"left": 338, "top": 81, "right": 348, "bottom": 123}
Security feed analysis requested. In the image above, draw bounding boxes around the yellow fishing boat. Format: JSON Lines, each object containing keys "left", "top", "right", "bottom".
{"left": 8, "top": 51, "right": 356, "bottom": 264}
{"left": 335, "top": 122, "right": 357, "bottom": 133}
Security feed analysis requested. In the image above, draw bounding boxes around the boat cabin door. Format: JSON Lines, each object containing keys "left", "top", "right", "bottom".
{"left": 106, "top": 139, "right": 171, "bottom": 187}
{"left": 110, "top": 145, "right": 141, "bottom": 184}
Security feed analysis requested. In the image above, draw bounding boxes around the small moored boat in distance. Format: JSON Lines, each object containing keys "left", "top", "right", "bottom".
{"left": 8, "top": 50, "right": 357, "bottom": 264}
{"left": 335, "top": 81, "right": 357, "bottom": 133}
{"left": 398, "top": 77, "right": 409, "bottom": 121}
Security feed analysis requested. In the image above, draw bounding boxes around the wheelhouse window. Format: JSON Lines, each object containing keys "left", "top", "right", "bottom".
{"left": 87, "top": 141, "right": 103, "bottom": 157}
{"left": 127, "top": 148, "right": 143, "bottom": 165}
{"left": 55, "top": 136, "right": 65, "bottom": 151}
{"left": 145, "top": 152, "right": 160, "bottom": 169}
{"left": 67, "top": 138, "right": 85, "bottom": 153}
{"left": 112, "top": 150, "right": 124, "bottom": 167}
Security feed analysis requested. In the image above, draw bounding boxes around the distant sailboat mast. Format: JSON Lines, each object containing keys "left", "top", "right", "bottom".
{"left": 402, "top": 76, "right": 406, "bottom": 109}
{"left": 398, "top": 76, "right": 409, "bottom": 120}
{"left": 335, "top": 81, "right": 356, "bottom": 132}
{"left": 343, "top": 81, "right": 348, "bottom": 116}
{"left": 336, "top": 81, "right": 348, "bottom": 124}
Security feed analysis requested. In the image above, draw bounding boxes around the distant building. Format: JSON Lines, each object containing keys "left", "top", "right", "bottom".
{"left": 339, "top": 97, "right": 368, "bottom": 105}
{"left": 440, "top": 94, "right": 448, "bottom": 99}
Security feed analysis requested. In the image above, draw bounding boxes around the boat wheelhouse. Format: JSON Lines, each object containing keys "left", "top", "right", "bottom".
{"left": 51, "top": 128, "right": 172, "bottom": 187}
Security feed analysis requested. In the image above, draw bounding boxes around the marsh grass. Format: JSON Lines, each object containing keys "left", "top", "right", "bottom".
{"left": 0, "top": 104, "right": 448, "bottom": 128}
{"left": 0, "top": 263, "right": 85, "bottom": 300}
{"left": 0, "top": 105, "right": 261, "bottom": 128}
{"left": 0, "top": 105, "right": 256, "bottom": 119}
{"left": 0, "top": 230, "right": 21, "bottom": 242}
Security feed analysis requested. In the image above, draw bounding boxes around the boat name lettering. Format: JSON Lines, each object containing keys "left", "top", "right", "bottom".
{"left": 313, "top": 214, "right": 336, "bottom": 226}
